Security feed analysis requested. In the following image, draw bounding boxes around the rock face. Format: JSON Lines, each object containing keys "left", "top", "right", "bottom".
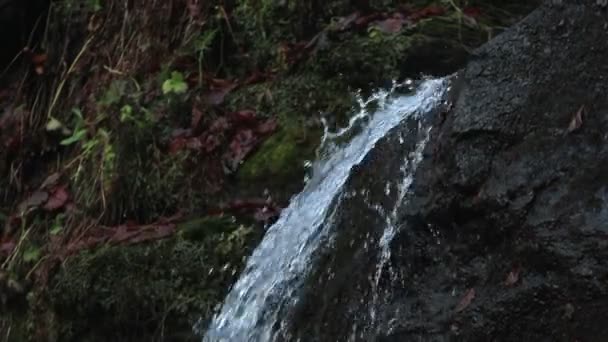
{"left": 288, "top": 0, "right": 608, "bottom": 341}
{"left": 388, "top": 0, "right": 608, "bottom": 340}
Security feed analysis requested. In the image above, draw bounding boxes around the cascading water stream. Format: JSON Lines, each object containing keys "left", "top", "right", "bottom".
{"left": 368, "top": 122, "right": 431, "bottom": 328}
{"left": 203, "top": 77, "right": 449, "bottom": 342}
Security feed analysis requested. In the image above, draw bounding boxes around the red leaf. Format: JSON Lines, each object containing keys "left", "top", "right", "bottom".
{"left": 204, "top": 80, "right": 238, "bottom": 106}
{"left": 455, "top": 288, "right": 476, "bottom": 312}
{"left": 231, "top": 110, "right": 258, "bottom": 126}
{"left": 408, "top": 5, "right": 446, "bottom": 22}
{"left": 168, "top": 137, "right": 188, "bottom": 154}
{"left": 191, "top": 106, "right": 204, "bottom": 130}
{"left": 463, "top": 7, "right": 482, "bottom": 18}
{"left": 30, "top": 53, "right": 48, "bottom": 65}
{"left": 255, "top": 118, "right": 278, "bottom": 135}
{"left": 209, "top": 117, "right": 231, "bottom": 133}
{"left": 224, "top": 129, "right": 258, "bottom": 171}
{"left": 201, "top": 134, "right": 222, "bottom": 153}
{"left": 43, "top": 185, "right": 69, "bottom": 211}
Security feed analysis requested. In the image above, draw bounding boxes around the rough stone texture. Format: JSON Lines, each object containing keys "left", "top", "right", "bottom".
{"left": 387, "top": 0, "right": 608, "bottom": 340}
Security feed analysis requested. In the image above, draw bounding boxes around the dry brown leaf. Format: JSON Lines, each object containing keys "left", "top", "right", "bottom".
{"left": 505, "top": 268, "right": 521, "bottom": 286}
{"left": 40, "top": 173, "right": 61, "bottom": 190}
{"left": 18, "top": 191, "right": 49, "bottom": 214}
{"left": 455, "top": 288, "right": 476, "bottom": 312}
{"left": 43, "top": 186, "right": 70, "bottom": 211}
{"left": 567, "top": 105, "right": 585, "bottom": 133}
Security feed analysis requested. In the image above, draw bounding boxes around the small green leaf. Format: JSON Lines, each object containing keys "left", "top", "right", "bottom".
{"left": 50, "top": 213, "right": 65, "bottom": 236}
{"left": 120, "top": 104, "right": 133, "bottom": 122}
{"left": 72, "top": 108, "right": 84, "bottom": 119}
{"left": 23, "top": 246, "right": 41, "bottom": 263}
{"left": 88, "top": 0, "right": 102, "bottom": 11}
{"left": 60, "top": 129, "right": 87, "bottom": 145}
{"left": 99, "top": 81, "right": 126, "bottom": 106}
{"left": 162, "top": 71, "right": 188, "bottom": 95}
{"left": 50, "top": 224, "right": 63, "bottom": 236}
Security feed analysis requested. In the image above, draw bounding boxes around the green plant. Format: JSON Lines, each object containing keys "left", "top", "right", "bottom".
{"left": 60, "top": 109, "right": 87, "bottom": 146}
{"left": 162, "top": 72, "right": 188, "bottom": 95}
{"left": 193, "top": 29, "right": 217, "bottom": 86}
{"left": 49, "top": 213, "right": 66, "bottom": 236}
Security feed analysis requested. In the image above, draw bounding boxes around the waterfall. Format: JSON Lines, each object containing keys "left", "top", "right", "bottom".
{"left": 202, "top": 77, "right": 450, "bottom": 342}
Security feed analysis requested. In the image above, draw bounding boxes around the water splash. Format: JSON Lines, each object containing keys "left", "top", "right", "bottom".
{"left": 202, "top": 78, "right": 449, "bottom": 342}
{"left": 369, "top": 122, "right": 432, "bottom": 327}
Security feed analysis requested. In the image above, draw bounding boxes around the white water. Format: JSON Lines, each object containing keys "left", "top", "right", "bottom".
{"left": 368, "top": 122, "right": 432, "bottom": 328}
{"left": 203, "top": 78, "right": 449, "bottom": 342}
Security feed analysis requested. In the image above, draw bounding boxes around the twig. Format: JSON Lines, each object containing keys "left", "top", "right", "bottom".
{"left": 47, "top": 35, "right": 96, "bottom": 119}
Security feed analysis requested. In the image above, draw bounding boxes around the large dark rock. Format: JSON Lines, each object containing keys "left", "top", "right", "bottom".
{"left": 285, "top": 0, "right": 608, "bottom": 341}
{"left": 386, "top": 0, "right": 608, "bottom": 340}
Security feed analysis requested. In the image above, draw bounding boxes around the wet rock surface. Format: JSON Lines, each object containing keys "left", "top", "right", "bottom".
{"left": 289, "top": 0, "right": 608, "bottom": 340}
{"left": 388, "top": 0, "right": 608, "bottom": 340}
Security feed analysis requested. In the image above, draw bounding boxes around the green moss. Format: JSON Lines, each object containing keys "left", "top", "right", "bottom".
{"left": 49, "top": 222, "right": 254, "bottom": 341}
{"left": 238, "top": 128, "right": 307, "bottom": 182}
{"left": 227, "top": 73, "right": 355, "bottom": 119}
{"left": 232, "top": 0, "right": 356, "bottom": 68}
{"left": 178, "top": 216, "right": 238, "bottom": 241}
{"left": 311, "top": 30, "right": 413, "bottom": 88}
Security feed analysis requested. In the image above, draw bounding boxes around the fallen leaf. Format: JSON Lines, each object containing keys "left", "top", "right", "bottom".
{"left": 455, "top": 288, "right": 476, "bottom": 312}
{"left": 231, "top": 110, "right": 258, "bottom": 126}
{"left": 192, "top": 106, "right": 204, "bottom": 130}
{"left": 43, "top": 186, "right": 70, "bottom": 211}
{"left": 463, "top": 7, "right": 482, "bottom": 18}
{"left": 255, "top": 118, "right": 278, "bottom": 135}
{"left": 376, "top": 17, "right": 406, "bottom": 34}
{"left": 31, "top": 53, "right": 48, "bottom": 65}
{"left": 336, "top": 12, "right": 361, "bottom": 30}
{"left": 40, "top": 173, "right": 61, "bottom": 190}
{"left": 209, "top": 117, "right": 231, "bottom": 133}
{"left": 30, "top": 53, "right": 47, "bottom": 75}
{"left": 224, "top": 129, "right": 258, "bottom": 172}
{"left": 18, "top": 191, "right": 49, "bottom": 214}
{"left": 201, "top": 134, "right": 222, "bottom": 153}
{"left": 408, "top": 5, "right": 446, "bottom": 22}
{"left": 505, "top": 268, "right": 521, "bottom": 286}
{"left": 204, "top": 80, "right": 237, "bottom": 106}
{"left": 567, "top": 105, "right": 585, "bottom": 133}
